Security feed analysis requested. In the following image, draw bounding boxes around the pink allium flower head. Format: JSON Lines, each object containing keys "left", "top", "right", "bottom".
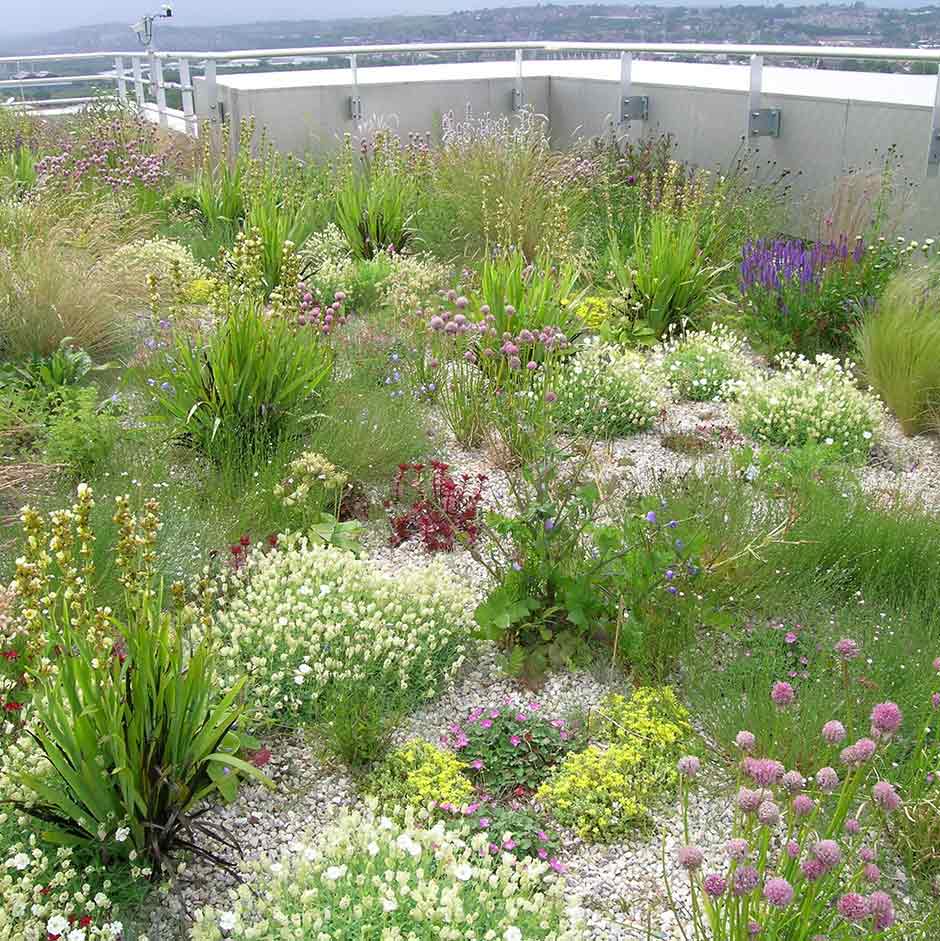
{"left": 868, "top": 891, "right": 895, "bottom": 930}
{"left": 763, "top": 877, "right": 794, "bottom": 908}
{"left": 785, "top": 840, "right": 800, "bottom": 859}
{"left": 782, "top": 770, "right": 804, "bottom": 793}
{"left": 863, "top": 863, "right": 881, "bottom": 883}
{"left": 771, "top": 681, "right": 795, "bottom": 707}
{"left": 813, "top": 839, "right": 842, "bottom": 869}
{"left": 859, "top": 846, "right": 876, "bottom": 863}
{"left": 844, "top": 818, "right": 861, "bottom": 835}
{"left": 841, "top": 737, "right": 876, "bottom": 766}
{"left": 677, "top": 755, "right": 701, "bottom": 779}
{"left": 747, "top": 921, "right": 762, "bottom": 936}
{"left": 836, "top": 893, "right": 870, "bottom": 922}
{"left": 933, "top": 656, "right": 940, "bottom": 672}
{"left": 835, "top": 638, "right": 860, "bottom": 661}
{"left": 732, "top": 865, "right": 760, "bottom": 896}
{"left": 793, "top": 794, "right": 815, "bottom": 817}
{"left": 801, "top": 857, "right": 826, "bottom": 882}
{"left": 872, "top": 780, "right": 901, "bottom": 812}
{"left": 544, "top": 390, "right": 557, "bottom": 403}
{"left": 870, "top": 702, "right": 903, "bottom": 736}
{"left": 724, "top": 838, "right": 750, "bottom": 860}
{"left": 737, "top": 787, "right": 763, "bottom": 814}
{"left": 758, "top": 800, "right": 781, "bottom": 826}
{"left": 677, "top": 845, "right": 704, "bottom": 870}
{"left": 816, "top": 766, "right": 840, "bottom": 792}
{"left": 822, "top": 720, "right": 847, "bottom": 745}
{"left": 735, "top": 730, "right": 756, "bottom": 752}
{"left": 703, "top": 872, "right": 727, "bottom": 897}
{"left": 932, "top": 692, "right": 940, "bottom": 709}
{"left": 743, "top": 757, "right": 785, "bottom": 788}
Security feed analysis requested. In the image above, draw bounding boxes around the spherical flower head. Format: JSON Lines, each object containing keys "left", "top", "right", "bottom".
{"left": 757, "top": 800, "right": 781, "bottom": 827}
{"left": 747, "top": 922, "right": 762, "bottom": 937}
{"left": 782, "top": 769, "right": 804, "bottom": 793}
{"left": 785, "top": 840, "right": 801, "bottom": 859}
{"left": 763, "top": 877, "right": 794, "bottom": 908}
{"left": 801, "top": 857, "right": 826, "bottom": 882}
{"left": 793, "top": 794, "right": 815, "bottom": 817}
{"left": 813, "top": 839, "right": 842, "bottom": 870}
{"left": 872, "top": 780, "right": 901, "bottom": 812}
{"left": 933, "top": 656, "right": 940, "bottom": 673}
{"left": 677, "top": 755, "right": 701, "bottom": 779}
{"left": 737, "top": 787, "right": 763, "bottom": 814}
{"left": 870, "top": 702, "right": 902, "bottom": 737}
{"left": 932, "top": 692, "right": 940, "bottom": 710}
{"left": 816, "top": 767, "right": 839, "bottom": 794}
{"left": 837, "top": 892, "right": 870, "bottom": 922}
{"left": 703, "top": 872, "right": 727, "bottom": 897}
{"left": 844, "top": 817, "right": 861, "bottom": 835}
{"left": 835, "top": 638, "right": 860, "bottom": 661}
{"left": 725, "top": 838, "right": 750, "bottom": 860}
{"left": 771, "top": 681, "right": 795, "bottom": 707}
{"left": 846, "top": 737, "right": 877, "bottom": 765}
{"left": 735, "top": 730, "right": 756, "bottom": 752}
{"left": 863, "top": 862, "right": 881, "bottom": 883}
{"left": 544, "top": 389, "right": 557, "bottom": 403}
{"left": 859, "top": 846, "right": 876, "bottom": 863}
{"left": 868, "top": 891, "right": 895, "bottom": 930}
{"left": 822, "top": 720, "right": 847, "bottom": 745}
{"left": 743, "top": 757, "right": 785, "bottom": 788}
{"left": 678, "top": 845, "right": 704, "bottom": 870}
{"left": 733, "top": 865, "right": 760, "bottom": 896}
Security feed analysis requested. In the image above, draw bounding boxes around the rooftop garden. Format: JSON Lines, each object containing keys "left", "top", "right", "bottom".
{"left": 1, "top": 99, "right": 939, "bottom": 941}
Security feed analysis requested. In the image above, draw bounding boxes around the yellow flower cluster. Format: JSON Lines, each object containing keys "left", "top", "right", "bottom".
{"left": 574, "top": 295, "right": 612, "bottom": 331}
{"left": 370, "top": 740, "right": 474, "bottom": 812}
{"left": 591, "top": 685, "right": 693, "bottom": 749}
{"left": 272, "top": 451, "right": 348, "bottom": 512}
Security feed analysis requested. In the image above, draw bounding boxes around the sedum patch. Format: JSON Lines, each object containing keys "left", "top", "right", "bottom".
{"left": 365, "top": 740, "right": 474, "bottom": 812}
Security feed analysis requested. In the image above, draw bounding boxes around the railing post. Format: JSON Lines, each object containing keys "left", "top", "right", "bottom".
{"left": 178, "top": 56, "right": 196, "bottom": 137}
{"left": 132, "top": 55, "right": 145, "bottom": 110}
{"left": 512, "top": 48, "right": 525, "bottom": 111}
{"left": 619, "top": 51, "right": 648, "bottom": 126}
{"left": 115, "top": 56, "right": 127, "bottom": 102}
{"left": 153, "top": 56, "right": 168, "bottom": 130}
{"left": 203, "top": 60, "right": 220, "bottom": 127}
{"left": 928, "top": 69, "right": 940, "bottom": 177}
{"left": 746, "top": 53, "right": 781, "bottom": 141}
{"left": 347, "top": 53, "right": 362, "bottom": 121}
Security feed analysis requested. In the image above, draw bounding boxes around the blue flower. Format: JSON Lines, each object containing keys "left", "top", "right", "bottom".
{"left": 645, "top": 511, "right": 657, "bottom": 524}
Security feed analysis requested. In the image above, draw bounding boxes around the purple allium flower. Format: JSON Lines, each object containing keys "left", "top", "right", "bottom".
{"left": 870, "top": 702, "right": 903, "bottom": 737}
{"left": 836, "top": 893, "right": 870, "bottom": 922}
{"left": 737, "top": 787, "right": 763, "bottom": 814}
{"left": 785, "top": 840, "right": 800, "bottom": 859}
{"left": 429, "top": 315, "right": 444, "bottom": 331}
{"left": 735, "top": 730, "right": 756, "bottom": 752}
{"left": 813, "top": 839, "right": 842, "bottom": 870}
{"left": 868, "top": 890, "right": 895, "bottom": 930}
{"left": 771, "top": 681, "right": 795, "bottom": 707}
{"left": 859, "top": 846, "right": 876, "bottom": 863}
{"left": 677, "top": 756, "right": 701, "bottom": 779}
{"left": 932, "top": 692, "right": 940, "bottom": 709}
{"left": 758, "top": 800, "right": 781, "bottom": 826}
{"left": 849, "top": 737, "right": 877, "bottom": 765}
{"left": 822, "top": 720, "right": 847, "bottom": 745}
{"left": 724, "top": 838, "right": 750, "bottom": 860}
{"left": 800, "top": 857, "right": 826, "bottom": 882}
{"left": 835, "top": 638, "right": 860, "bottom": 661}
{"left": 733, "top": 866, "right": 760, "bottom": 896}
{"left": 844, "top": 818, "right": 861, "bottom": 835}
{"left": 703, "top": 873, "right": 727, "bottom": 897}
{"left": 933, "top": 656, "right": 940, "bottom": 673}
{"left": 747, "top": 921, "right": 762, "bottom": 936}
{"left": 677, "top": 845, "right": 704, "bottom": 870}
{"left": 544, "top": 390, "right": 557, "bottom": 403}
{"left": 782, "top": 770, "right": 804, "bottom": 793}
{"left": 763, "top": 877, "right": 794, "bottom": 908}
{"left": 816, "top": 766, "right": 839, "bottom": 792}
{"left": 743, "top": 757, "right": 785, "bottom": 788}
{"left": 793, "top": 795, "right": 815, "bottom": 817}
{"left": 863, "top": 863, "right": 881, "bottom": 883}
{"left": 872, "top": 780, "right": 901, "bottom": 812}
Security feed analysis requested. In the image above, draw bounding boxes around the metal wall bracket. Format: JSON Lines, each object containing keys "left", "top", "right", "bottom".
{"left": 512, "top": 48, "right": 525, "bottom": 111}
{"left": 621, "top": 95, "right": 649, "bottom": 122}
{"left": 347, "top": 96, "right": 362, "bottom": 120}
{"left": 930, "top": 130, "right": 940, "bottom": 167}
{"left": 749, "top": 108, "right": 781, "bottom": 138}
{"left": 511, "top": 87, "right": 525, "bottom": 112}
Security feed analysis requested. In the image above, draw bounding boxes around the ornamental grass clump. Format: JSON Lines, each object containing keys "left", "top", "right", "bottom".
{"left": 669, "top": 675, "right": 934, "bottom": 940}
{"left": 553, "top": 340, "right": 664, "bottom": 438}
{"left": 212, "top": 540, "right": 472, "bottom": 727}
{"left": 189, "top": 804, "right": 586, "bottom": 941}
{"left": 661, "top": 325, "right": 756, "bottom": 402}
{"left": 536, "top": 686, "right": 695, "bottom": 841}
{"left": 734, "top": 353, "right": 882, "bottom": 456}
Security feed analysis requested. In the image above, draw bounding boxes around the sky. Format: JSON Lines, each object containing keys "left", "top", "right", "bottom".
{"left": 7, "top": 0, "right": 523, "bottom": 36}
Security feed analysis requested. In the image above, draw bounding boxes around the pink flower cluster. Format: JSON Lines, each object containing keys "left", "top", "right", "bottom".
{"left": 298, "top": 288, "right": 349, "bottom": 335}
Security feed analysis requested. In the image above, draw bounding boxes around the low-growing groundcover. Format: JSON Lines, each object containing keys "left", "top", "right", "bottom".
{"left": 189, "top": 806, "right": 587, "bottom": 941}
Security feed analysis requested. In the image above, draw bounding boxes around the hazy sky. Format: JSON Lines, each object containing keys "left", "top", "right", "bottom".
{"left": 9, "top": 1, "right": 510, "bottom": 35}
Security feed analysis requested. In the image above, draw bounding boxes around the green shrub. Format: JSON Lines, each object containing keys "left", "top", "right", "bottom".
{"left": 335, "top": 172, "right": 416, "bottom": 260}
{"left": 365, "top": 740, "right": 474, "bottom": 811}
{"left": 44, "top": 387, "right": 118, "bottom": 476}
{"left": 212, "top": 540, "right": 472, "bottom": 727}
{"left": 856, "top": 263, "right": 940, "bottom": 435}
{"left": 661, "top": 325, "right": 755, "bottom": 401}
{"left": 733, "top": 353, "right": 882, "bottom": 456}
{"left": 189, "top": 806, "right": 586, "bottom": 941}
{"left": 553, "top": 341, "right": 664, "bottom": 438}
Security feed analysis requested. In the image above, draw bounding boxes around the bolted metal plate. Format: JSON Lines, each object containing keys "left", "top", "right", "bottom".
{"left": 929, "top": 130, "right": 940, "bottom": 167}
{"left": 749, "top": 108, "right": 781, "bottom": 138}
{"left": 621, "top": 95, "right": 649, "bottom": 123}
{"left": 511, "top": 87, "right": 525, "bottom": 112}
{"left": 348, "top": 96, "right": 362, "bottom": 121}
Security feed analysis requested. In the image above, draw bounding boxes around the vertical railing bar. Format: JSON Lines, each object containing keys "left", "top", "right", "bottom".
{"left": 132, "top": 55, "right": 145, "bottom": 110}
{"left": 927, "top": 69, "right": 940, "bottom": 177}
{"left": 748, "top": 53, "right": 763, "bottom": 143}
{"left": 349, "top": 53, "right": 361, "bottom": 121}
{"left": 514, "top": 47, "right": 524, "bottom": 111}
{"left": 204, "top": 59, "right": 219, "bottom": 129}
{"left": 115, "top": 56, "right": 127, "bottom": 102}
{"left": 620, "top": 51, "right": 631, "bottom": 126}
{"left": 153, "top": 56, "right": 168, "bottom": 130}
{"left": 178, "top": 56, "right": 196, "bottom": 137}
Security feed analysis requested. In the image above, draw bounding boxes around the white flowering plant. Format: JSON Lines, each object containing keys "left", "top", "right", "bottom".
{"left": 660, "top": 326, "right": 756, "bottom": 402}
{"left": 212, "top": 540, "right": 473, "bottom": 727}
{"left": 733, "top": 353, "right": 882, "bottom": 456}
{"left": 189, "top": 805, "right": 586, "bottom": 941}
{"left": 553, "top": 341, "right": 665, "bottom": 438}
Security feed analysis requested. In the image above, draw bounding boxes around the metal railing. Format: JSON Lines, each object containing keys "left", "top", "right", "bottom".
{"left": 3, "top": 40, "right": 940, "bottom": 171}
